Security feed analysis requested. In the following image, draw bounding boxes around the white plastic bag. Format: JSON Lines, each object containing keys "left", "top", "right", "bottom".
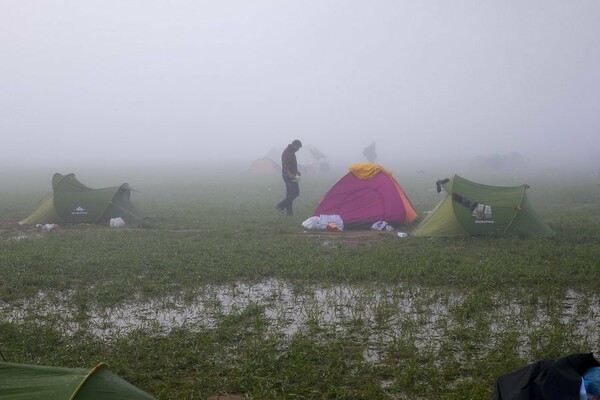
{"left": 318, "top": 214, "right": 344, "bottom": 231}
{"left": 371, "top": 221, "right": 393, "bottom": 231}
{"left": 110, "top": 217, "right": 126, "bottom": 228}
{"left": 302, "top": 216, "right": 320, "bottom": 229}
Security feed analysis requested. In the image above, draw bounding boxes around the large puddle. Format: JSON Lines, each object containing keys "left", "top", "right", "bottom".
{"left": 2, "top": 279, "right": 600, "bottom": 357}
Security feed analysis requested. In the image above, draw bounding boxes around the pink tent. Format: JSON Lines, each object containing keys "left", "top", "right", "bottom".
{"left": 313, "top": 164, "right": 417, "bottom": 229}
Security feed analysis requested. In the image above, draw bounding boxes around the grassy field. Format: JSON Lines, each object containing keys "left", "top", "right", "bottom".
{"left": 1, "top": 164, "right": 600, "bottom": 399}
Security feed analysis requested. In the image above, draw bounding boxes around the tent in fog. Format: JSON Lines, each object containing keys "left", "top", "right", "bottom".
{"left": 19, "top": 173, "right": 143, "bottom": 225}
{"left": 313, "top": 163, "right": 418, "bottom": 229}
{"left": 412, "top": 175, "right": 554, "bottom": 237}
{"left": 245, "top": 157, "right": 281, "bottom": 175}
{"left": 470, "top": 152, "right": 526, "bottom": 171}
{"left": 299, "top": 145, "right": 329, "bottom": 173}
{"left": 0, "top": 361, "right": 156, "bottom": 399}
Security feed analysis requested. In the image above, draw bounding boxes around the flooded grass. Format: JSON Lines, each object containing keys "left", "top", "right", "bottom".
{"left": 1, "top": 167, "right": 600, "bottom": 399}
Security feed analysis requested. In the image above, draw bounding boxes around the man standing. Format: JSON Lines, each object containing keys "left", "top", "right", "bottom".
{"left": 363, "top": 141, "right": 377, "bottom": 163}
{"left": 276, "top": 139, "right": 302, "bottom": 216}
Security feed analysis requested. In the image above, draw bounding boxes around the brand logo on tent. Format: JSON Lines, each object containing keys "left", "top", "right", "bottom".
{"left": 472, "top": 204, "right": 494, "bottom": 223}
{"left": 72, "top": 206, "right": 88, "bottom": 215}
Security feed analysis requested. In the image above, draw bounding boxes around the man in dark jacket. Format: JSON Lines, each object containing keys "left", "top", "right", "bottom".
{"left": 276, "top": 139, "right": 302, "bottom": 216}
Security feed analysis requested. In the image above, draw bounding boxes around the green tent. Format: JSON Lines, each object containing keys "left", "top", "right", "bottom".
{"left": 0, "top": 362, "right": 156, "bottom": 399}
{"left": 412, "top": 175, "right": 554, "bottom": 237}
{"left": 19, "top": 173, "right": 143, "bottom": 225}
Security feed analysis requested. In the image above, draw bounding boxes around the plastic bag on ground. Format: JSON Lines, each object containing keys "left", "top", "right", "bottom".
{"left": 110, "top": 217, "right": 126, "bottom": 228}
{"left": 302, "top": 216, "right": 320, "bottom": 229}
{"left": 371, "top": 221, "right": 393, "bottom": 231}
{"left": 39, "top": 224, "right": 59, "bottom": 231}
{"left": 319, "top": 214, "right": 344, "bottom": 231}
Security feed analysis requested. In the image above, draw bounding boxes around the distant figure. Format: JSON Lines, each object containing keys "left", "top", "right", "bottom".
{"left": 363, "top": 142, "right": 377, "bottom": 163}
{"left": 276, "top": 139, "right": 302, "bottom": 216}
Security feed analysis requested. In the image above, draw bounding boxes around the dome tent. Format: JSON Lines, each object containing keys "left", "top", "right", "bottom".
{"left": 19, "top": 173, "right": 143, "bottom": 225}
{"left": 313, "top": 163, "right": 418, "bottom": 229}
{"left": 412, "top": 175, "right": 554, "bottom": 237}
{"left": 0, "top": 361, "right": 156, "bottom": 399}
{"left": 245, "top": 157, "right": 281, "bottom": 175}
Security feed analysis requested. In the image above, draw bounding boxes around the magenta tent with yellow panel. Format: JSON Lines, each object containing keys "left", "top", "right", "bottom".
{"left": 313, "top": 163, "right": 417, "bottom": 229}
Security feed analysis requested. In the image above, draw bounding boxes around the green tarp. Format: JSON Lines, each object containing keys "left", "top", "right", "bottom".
{"left": 412, "top": 175, "right": 554, "bottom": 237}
{"left": 0, "top": 362, "right": 155, "bottom": 400}
{"left": 20, "top": 173, "right": 142, "bottom": 225}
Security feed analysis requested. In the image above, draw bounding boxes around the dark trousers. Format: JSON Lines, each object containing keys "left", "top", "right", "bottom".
{"left": 277, "top": 174, "right": 299, "bottom": 215}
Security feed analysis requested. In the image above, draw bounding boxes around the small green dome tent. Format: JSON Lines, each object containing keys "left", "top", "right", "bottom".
{"left": 0, "top": 362, "right": 156, "bottom": 399}
{"left": 412, "top": 175, "right": 554, "bottom": 237}
{"left": 19, "top": 173, "right": 143, "bottom": 225}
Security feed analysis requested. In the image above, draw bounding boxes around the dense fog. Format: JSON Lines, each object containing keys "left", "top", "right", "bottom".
{"left": 1, "top": 1, "right": 599, "bottom": 173}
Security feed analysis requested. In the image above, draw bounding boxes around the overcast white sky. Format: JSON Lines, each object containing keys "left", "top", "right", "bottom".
{"left": 1, "top": 1, "right": 599, "bottom": 169}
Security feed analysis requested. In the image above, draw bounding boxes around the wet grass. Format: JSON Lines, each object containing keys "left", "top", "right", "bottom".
{"left": 1, "top": 166, "right": 600, "bottom": 399}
